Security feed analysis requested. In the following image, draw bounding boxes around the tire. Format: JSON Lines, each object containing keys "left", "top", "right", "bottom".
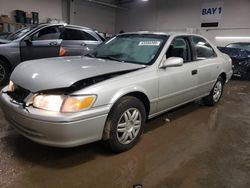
{"left": 105, "top": 96, "right": 146, "bottom": 153}
{"left": 242, "top": 68, "right": 250, "bottom": 81}
{"left": 0, "top": 59, "right": 10, "bottom": 86}
{"left": 203, "top": 76, "right": 224, "bottom": 106}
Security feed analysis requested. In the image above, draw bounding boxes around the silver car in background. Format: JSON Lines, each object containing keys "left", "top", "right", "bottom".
{"left": 0, "top": 32, "right": 232, "bottom": 152}
{"left": 0, "top": 24, "right": 104, "bottom": 85}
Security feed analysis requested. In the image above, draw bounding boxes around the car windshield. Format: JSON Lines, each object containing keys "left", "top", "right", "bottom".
{"left": 226, "top": 43, "right": 250, "bottom": 52}
{"left": 87, "top": 34, "right": 168, "bottom": 65}
{"left": 7, "top": 26, "right": 36, "bottom": 40}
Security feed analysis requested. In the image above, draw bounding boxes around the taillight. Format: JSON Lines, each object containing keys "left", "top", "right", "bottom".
{"left": 59, "top": 47, "right": 66, "bottom": 56}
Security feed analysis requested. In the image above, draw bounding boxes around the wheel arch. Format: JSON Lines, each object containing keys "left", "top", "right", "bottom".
{"left": 0, "top": 55, "right": 12, "bottom": 72}
{"left": 219, "top": 72, "right": 227, "bottom": 83}
{"left": 102, "top": 89, "right": 151, "bottom": 140}
{"left": 109, "top": 88, "right": 151, "bottom": 118}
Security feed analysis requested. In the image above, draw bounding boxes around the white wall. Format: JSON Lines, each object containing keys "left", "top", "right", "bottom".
{"left": 1, "top": 0, "right": 250, "bottom": 44}
{"left": 0, "top": 0, "right": 63, "bottom": 23}
{"left": 73, "top": 0, "right": 116, "bottom": 33}
{"left": 116, "top": 0, "right": 250, "bottom": 46}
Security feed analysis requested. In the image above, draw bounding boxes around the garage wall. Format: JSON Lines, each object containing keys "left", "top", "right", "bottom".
{"left": 0, "top": 0, "right": 63, "bottom": 23}
{"left": 73, "top": 0, "right": 116, "bottom": 33}
{"left": 116, "top": 0, "right": 250, "bottom": 46}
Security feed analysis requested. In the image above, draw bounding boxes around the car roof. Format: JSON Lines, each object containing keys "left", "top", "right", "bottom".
{"left": 117, "top": 31, "right": 204, "bottom": 38}
{"left": 37, "top": 23, "right": 94, "bottom": 31}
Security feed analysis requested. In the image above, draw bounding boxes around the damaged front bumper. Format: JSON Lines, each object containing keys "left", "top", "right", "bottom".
{"left": 232, "top": 62, "right": 250, "bottom": 78}
{"left": 0, "top": 87, "right": 110, "bottom": 147}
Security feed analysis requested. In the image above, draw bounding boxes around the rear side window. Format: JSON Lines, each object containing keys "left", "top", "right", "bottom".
{"left": 191, "top": 36, "right": 217, "bottom": 60}
{"left": 63, "top": 29, "right": 97, "bottom": 41}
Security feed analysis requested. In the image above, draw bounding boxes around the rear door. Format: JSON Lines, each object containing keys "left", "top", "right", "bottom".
{"left": 190, "top": 36, "right": 221, "bottom": 95}
{"left": 61, "top": 28, "right": 102, "bottom": 56}
{"left": 20, "top": 25, "right": 63, "bottom": 61}
{"left": 158, "top": 36, "right": 199, "bottom": 112}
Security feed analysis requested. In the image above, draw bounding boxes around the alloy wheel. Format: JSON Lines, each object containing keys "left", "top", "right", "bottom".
{"left": 116, "top": 108, "right": 142, "bottom": 145}
{"left": 213, "top": 81, "right": 222, "bottom": 102}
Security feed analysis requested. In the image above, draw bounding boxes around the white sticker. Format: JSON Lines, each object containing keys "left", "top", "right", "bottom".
{"left": 138, "top": 41, "right": 161, "bottom": 46}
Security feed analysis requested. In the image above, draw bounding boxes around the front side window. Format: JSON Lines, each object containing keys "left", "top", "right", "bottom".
{"left": 191, "top": 36, "right": 217, "bottom": 60}
{"left": 63, "top": 29, "right": 97, "bottom": 41}
{"left": 31, "top": 26, "right": 61, "bottom": 41}
{"left": 7, "top": 27, "right": 35, "bottom": 40}
{"left": 88, "top": 34, "right": 168, "bottom": 65}
{"left": 166, "top": 37, "right": 191, "bottom": 62}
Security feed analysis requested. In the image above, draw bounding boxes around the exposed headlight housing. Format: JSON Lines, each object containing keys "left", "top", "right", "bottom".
{"left": 33, "top": 94, "right": 96, "bottom": 113}
{"left": 7, "top": 80, "right": 16, "bottom": 92}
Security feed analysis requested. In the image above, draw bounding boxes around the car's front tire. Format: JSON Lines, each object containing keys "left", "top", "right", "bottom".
{"left": 203, "top": 76, "right": 224, "bottom": 106}
{"left": 0, "top": 59, "right": 10, "bottom": 86}
{"left": 105, "top": 96, "right": 146, "bottom": 153}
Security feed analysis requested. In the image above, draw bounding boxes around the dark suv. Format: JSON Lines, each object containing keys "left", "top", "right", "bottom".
{"left": 0, "top": 24, "right": 104, "bottom": 85}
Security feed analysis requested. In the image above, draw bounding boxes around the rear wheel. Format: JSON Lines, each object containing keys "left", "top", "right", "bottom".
{"left": 0, "top": 59, "right": 10, "bottom": 86}
{"left": 203, "top": 76, "right": 224, "bottom": 106}
{"left": 105, "top": 96, "right": 146, "bottom": 153}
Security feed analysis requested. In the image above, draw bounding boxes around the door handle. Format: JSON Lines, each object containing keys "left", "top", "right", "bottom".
{"left": 49, "top": 41, "right": 58, "bottom": 46}
{"left": 191, "top": 69, "right": 198, "bottom": 75}
{"left": 81, "top": 43, "right": 87, "bottom": 46}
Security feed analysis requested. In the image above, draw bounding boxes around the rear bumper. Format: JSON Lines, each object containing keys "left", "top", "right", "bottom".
{"left": 0, "top": 90, "right": 110, "bottom": 147}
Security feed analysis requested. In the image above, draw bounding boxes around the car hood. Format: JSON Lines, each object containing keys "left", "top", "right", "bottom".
{"left": 11, "top": 56, "right": 145, "bottom": 92}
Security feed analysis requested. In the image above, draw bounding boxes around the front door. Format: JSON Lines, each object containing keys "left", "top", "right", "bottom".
{"left": 157, "top": 37, "right": 199, "bottom": 112}
{"left": 20, "top": 26, "right": 63, "bottom": 61}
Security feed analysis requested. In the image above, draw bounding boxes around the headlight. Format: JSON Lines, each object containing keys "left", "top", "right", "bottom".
{"left": 61, "top": 95, "right": 96, "bottom": 112}
{"left": 7, "top": 80, "right": 16, "bottom": 92}
{"left": 33, "top": 94, "right": 96, "bottom": 113}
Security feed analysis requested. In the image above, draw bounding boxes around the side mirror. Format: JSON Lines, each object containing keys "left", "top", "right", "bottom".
{"left": 160, "top": 56, "right": 184, "bottom": 68}
{"left": 24, "top": 37, "right": 32, "bottom": 45}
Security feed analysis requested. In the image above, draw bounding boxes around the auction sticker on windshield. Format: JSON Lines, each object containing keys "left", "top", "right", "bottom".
{"left": 138, "top": 41, "right": 161, "bottom": 46}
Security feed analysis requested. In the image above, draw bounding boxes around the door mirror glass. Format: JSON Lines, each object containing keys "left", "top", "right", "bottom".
{"left": 160, "top": 56, "right": 183, "bottom": 68}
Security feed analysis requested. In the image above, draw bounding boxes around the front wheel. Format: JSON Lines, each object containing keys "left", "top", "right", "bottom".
{"left": 203, "top": 76, "right": 224, "bottom": 106}
{"left": 105, "top": 96, "right": 146, "bottom": 153}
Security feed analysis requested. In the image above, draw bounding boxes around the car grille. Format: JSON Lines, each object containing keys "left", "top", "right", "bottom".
{"left": 7, "top": 85, "right": 31, "bottom": 103}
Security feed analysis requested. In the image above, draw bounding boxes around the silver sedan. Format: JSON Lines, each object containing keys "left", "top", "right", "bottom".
{"left": 0, "top": 32, "right": 232, "bottom": 152}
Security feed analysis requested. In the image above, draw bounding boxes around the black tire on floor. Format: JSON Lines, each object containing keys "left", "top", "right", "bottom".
{"left": 0, "top": 59, "right": 10, "bottom": 86}
{"left": 203, "top": 76, "right": 224, "bottom": 106}
{"left": 105, "top": 96, "right": 146, "bottom": 153}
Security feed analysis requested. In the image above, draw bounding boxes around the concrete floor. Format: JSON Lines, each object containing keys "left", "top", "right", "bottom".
{"left": 0, "top": 80, "right": 250, "bottom": 188}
